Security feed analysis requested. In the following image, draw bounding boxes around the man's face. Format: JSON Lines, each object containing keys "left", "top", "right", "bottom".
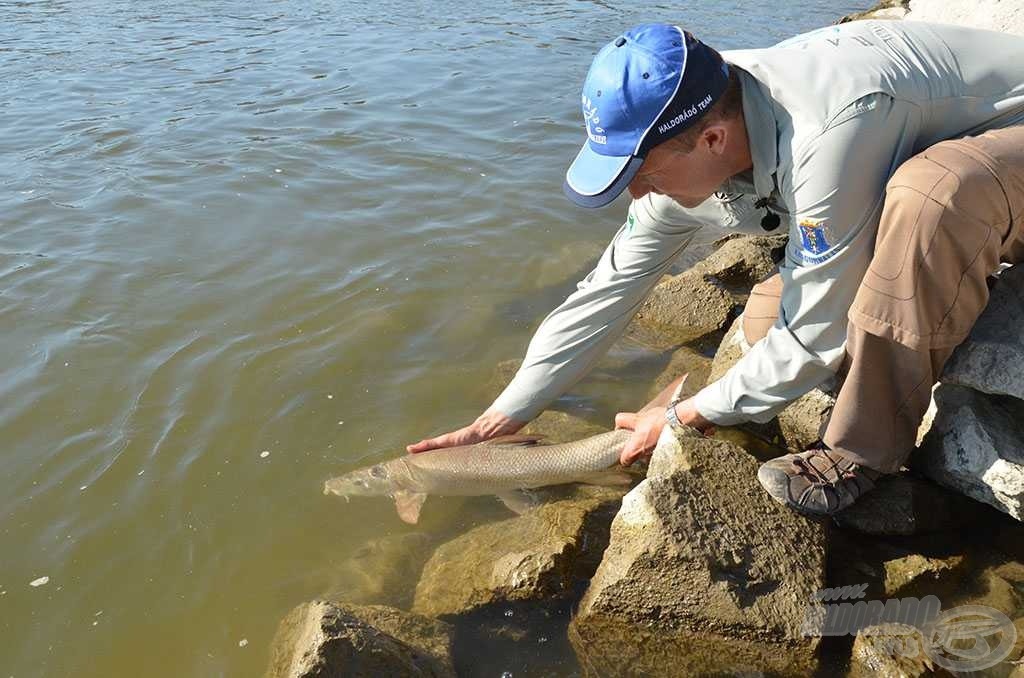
{"left": 627, "top": 134, "right": 728, "bottom": 208}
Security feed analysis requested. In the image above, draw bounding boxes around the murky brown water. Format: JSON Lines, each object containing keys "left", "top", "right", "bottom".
{"left": 1, "top": 1, "right": 870, "bottom": 675}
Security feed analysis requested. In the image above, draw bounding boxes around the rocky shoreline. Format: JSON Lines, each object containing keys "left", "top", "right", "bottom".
{"left": 266, "top": 6, "right": 1024, "bottom": 677}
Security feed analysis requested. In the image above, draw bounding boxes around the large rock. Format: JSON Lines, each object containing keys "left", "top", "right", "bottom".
{"left": 915, "top": 384, "right": 1024, "bottom": 521}
{"left": 266, "top": 601, "right": 455, "bottom": 678}
{"left": 710, "top": 316, "right": 835, "bottom": 452}
{"left": 412, "top": 490, "right": 623, "bottom": 619}
{"left": 833, "top": 473, "right": 986, "bottom": 536}
{"left": 691, "top": 234, "right": 788, "bottom": 292}
{"left": 569, "top": 425, "right": 828, "bottom": 676}
{"left": 627, "top": 271, "right": 738, "bottom": 349}
{"left": 941, "top": 266, "right": 1024, "bottom": 400}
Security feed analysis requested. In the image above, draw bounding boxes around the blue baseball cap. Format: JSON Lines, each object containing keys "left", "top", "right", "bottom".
{"left": 564, "top": 24, "right": 731, "bottom": 208}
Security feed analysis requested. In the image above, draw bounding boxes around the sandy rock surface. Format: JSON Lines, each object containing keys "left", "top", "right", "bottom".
{"left": 412, "top": 489, "right": 623, "bottom": 619}
{"left": 265, "top": 601, "right": 455, "bottom": 678}
{"left": 907, "top": 0, "right": 1024, "bottom": 34}
{"left": 569, "top": 425, "right": 827, "bottom": 676}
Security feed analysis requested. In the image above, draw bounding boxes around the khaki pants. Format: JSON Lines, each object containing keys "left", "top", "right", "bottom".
{"left": 742, "top": 126, "right": 1024, "bottom": 473}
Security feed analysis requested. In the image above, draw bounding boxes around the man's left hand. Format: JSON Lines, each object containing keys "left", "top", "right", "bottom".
{"left": 615, "top": 398, "right": 715, "bottom": 465}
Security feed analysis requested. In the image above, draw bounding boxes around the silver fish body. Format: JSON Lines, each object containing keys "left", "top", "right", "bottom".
{"left": 324, "top": 429, "right": 632, "bottom": 523}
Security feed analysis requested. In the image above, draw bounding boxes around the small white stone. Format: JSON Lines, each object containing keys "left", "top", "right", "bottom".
{"left": 274, "top": 168, "right": 282, "bottom": 173}
{"left": 137, "top": 470, "right": 145, "bottom": 476}
{"left": 238, "top": 638, "right": 248, "bottom": 647}
{"left": 327, "top": 394, "right": 333, "bottom": 400}
{"left": 80, "top": 486, "right": 87, "bottom": 491}
{"left": 260, "top": 451, "right": 270, "bottom": 459}
{"left": 29, "top": 576, "right": 49, "bottom": 587}
{"left": 337, "top": 421, "right": 344, "bottom": 425}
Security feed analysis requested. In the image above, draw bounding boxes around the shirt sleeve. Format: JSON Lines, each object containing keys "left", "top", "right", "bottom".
{"left": 490, "top": 193, "right": 707, "bottom": 422}
{"left": 694, "top": 93, "right": 923, "bottom": 425}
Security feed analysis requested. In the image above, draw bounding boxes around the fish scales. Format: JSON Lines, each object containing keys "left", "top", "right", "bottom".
{"left": 396, "top": 429, "right": 631, "bottom": 495}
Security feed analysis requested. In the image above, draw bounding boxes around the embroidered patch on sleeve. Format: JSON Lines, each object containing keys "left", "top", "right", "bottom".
{"left": 798, "top": 218, "right": 831, "bottom": 255}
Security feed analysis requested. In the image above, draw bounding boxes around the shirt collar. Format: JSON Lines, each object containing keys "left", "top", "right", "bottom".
{"left": 729, "top": 64, "right": 779, "bottom": 200}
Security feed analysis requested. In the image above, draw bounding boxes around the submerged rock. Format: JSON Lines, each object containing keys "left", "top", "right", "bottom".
{"left": 265, "top": 601, "right": 455, "bottom": 678}
{"left": 570, "top": 425, "right": 827, "bottom": 677}
{"left": 881, "top": 553, "right": 967, "bottom": 599}
{"left": 323, "top": 533, "right": 436, "bottom": 609}
{"left": 522, "top": 409, "right": 609, "bottom": 443}
{"left": 412, "top": 489, "right": 624, "bottom": 619}
{"left": 915, "top": 385, "right": 1024, "bottom": 521}
{"left": 834, "top": 473, "right": 986, "bottom": 536}
{"left": 627, "top": 271, "right": 739, "bottom": 349}
{"left": 849, "top": 623, "right": 934, "bottom": 678}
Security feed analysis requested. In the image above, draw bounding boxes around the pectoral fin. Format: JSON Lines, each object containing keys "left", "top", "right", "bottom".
{"left": 393, "top": 490, "right": 428, "bottom": 524}
{"left": 496, "top": 489, "right": 541, "bottom": 515}
{"left": 576, "top": 468, "right": 633, "bottom": 486}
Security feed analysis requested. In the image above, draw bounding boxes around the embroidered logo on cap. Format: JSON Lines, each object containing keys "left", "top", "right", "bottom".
{"left": 582, "top": 95, "right": 607, "bottom": 145}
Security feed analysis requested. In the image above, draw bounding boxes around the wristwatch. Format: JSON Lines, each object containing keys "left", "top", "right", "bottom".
{"left": 665, "top": 398, "right": 684, "bottom": 429}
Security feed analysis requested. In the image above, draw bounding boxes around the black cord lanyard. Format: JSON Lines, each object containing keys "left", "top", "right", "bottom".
{"left": 754, "top": 196, "right": 781, "bottom": 231}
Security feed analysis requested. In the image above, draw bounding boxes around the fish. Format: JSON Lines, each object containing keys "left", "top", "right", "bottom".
{"left": 323, "top": 374, "right": 690, "bottom": 524}
{"left": 323, "top": 429, "right": 633, "bottom": 524}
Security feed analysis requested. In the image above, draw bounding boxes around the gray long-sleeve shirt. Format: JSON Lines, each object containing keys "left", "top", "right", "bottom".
{"left": 492, "top": 20, "right": 1024, "bottom": 425}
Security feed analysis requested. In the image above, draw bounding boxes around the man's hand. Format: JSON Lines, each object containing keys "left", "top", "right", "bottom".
{"left": 616, "top": 397, "right": 716, "bottom": 465}
{"left": 406, "top": 409, "right": 525, "bottom": 454}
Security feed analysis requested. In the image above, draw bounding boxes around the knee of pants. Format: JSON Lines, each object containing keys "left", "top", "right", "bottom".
{"left": 742, "top": 272, "right": 782, "bottom": 345}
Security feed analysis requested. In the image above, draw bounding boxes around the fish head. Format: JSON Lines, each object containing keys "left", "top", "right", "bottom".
{"left": 323, "top": 462, "right": 393, "bottom": 498}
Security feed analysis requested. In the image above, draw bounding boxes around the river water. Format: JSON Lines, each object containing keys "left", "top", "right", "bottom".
{"left": 1, "top": 1, "right": 869, "bottom": 675}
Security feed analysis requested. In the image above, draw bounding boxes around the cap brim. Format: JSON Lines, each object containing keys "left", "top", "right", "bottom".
{"left": 563, "top": 143, "right": 645, "bottom": 208}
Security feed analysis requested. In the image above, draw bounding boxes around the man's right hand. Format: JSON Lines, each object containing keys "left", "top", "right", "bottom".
{"left": 406, "top": 409, "right": 525, "bottom": 453}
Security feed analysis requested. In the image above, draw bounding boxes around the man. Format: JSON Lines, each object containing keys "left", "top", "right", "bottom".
{"left": 409, "top": 21, "right": 1024, "bottom": 516}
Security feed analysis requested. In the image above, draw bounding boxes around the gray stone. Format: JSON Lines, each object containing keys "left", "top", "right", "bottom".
{"left": 569, "top": 425, "right": 827, "bottom": 676}
{"left": 627, "top": 271, "right": 739, "bottom": 349}
{"left": 411, "top": 490, "right": 623, "bottom": 619}
{"left": 834, "top": 473, "right": 985, "bottom": 536}
{"left": 709, "top": 316, "right": 835, "bottom": 452}
{"left": 915, "top": 384, "right": 1024, "bottom": 521}
{"left": 265, "top": 601, "right": 455, "bottom": 678}
{"left": 691, "top": 234, "right": 788, "bottom": 291}
{"left": 941, "top": 266, "right": 1024, "bottom": 400}
{"left": 849, "top": 623, "right": 934, "bottom": 678}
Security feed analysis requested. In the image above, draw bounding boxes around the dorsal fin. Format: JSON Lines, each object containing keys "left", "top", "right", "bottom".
{"left": 481, "top": 434, "right": 544, "bottom": 447}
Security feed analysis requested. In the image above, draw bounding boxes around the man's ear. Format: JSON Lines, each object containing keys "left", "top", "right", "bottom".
{"left": 701, "top": 122, "right": 729, "bottom": 155}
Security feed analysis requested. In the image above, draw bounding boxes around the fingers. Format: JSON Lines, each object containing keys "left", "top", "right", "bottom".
{"left": 407, "top": 438, "right": 441, "bottom": 454}
{"left": 619, "top": 429, "right": 649, "bottom": 466}
{"left": 615, "top": 412, "right": 638, "bottom": 430}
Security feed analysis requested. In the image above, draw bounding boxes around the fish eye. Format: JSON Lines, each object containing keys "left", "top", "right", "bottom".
{"left": 369, "top": 465, "right": 386, "bottom": 479}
